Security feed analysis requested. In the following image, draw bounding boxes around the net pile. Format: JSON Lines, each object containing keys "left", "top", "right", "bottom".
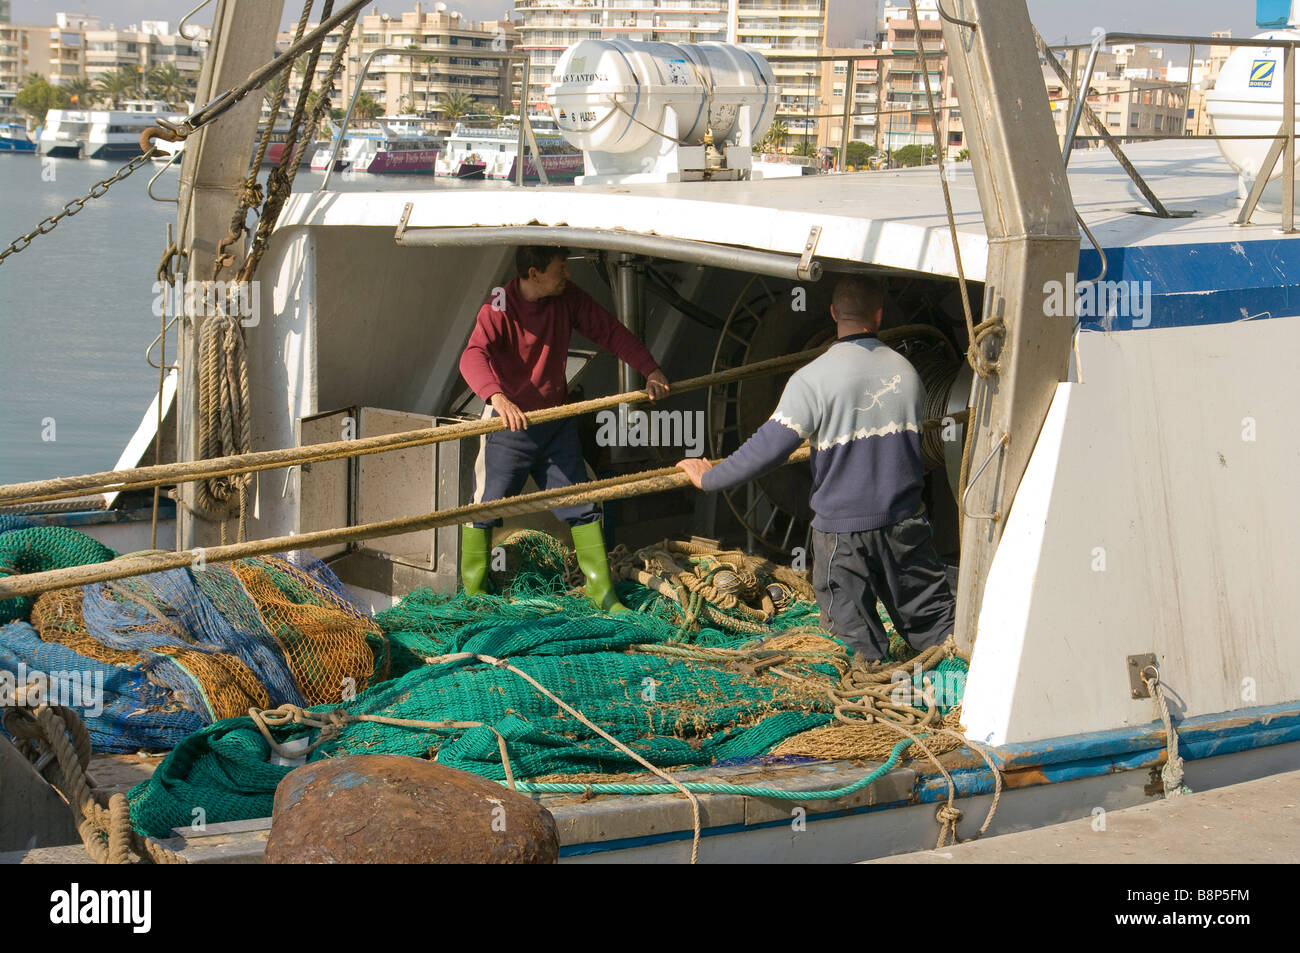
{"left": 126, "top": 531, "right": 964, "bottom": 839}
{"left": 0, "top": 531, "right": 385, "bottom": 752}
{"left": 0, "top": 525, "right": 967, "bottom": 841}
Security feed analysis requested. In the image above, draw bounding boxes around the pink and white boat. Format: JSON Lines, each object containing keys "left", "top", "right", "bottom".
{"left": 326, "top": 116, "right": 442, "bottom": 175}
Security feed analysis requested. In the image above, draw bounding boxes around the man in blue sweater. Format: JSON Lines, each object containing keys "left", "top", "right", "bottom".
{"left": 677, "top": 277, "right": 955, "bottom": 661}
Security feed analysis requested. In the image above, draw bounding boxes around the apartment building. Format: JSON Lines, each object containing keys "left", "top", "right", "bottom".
{"left": 282, "top": 5, "right": 518, "bottom": 132}
{"left": 20, "top": 21, "right": 86, "bottom": 87}
{"left": 737, "top": 1, "right": 825, "bottom": 147}
{"left": 515, "top": 0, "right": 731, "bottom": 98}
{"left": 1044, "top": 43, "right": 1193, "bottom": 146}
{"left": 876, "top": 0, "right": 953, "bottom": 157}
{"left": 513, "top": 1, "right": 829, "bottom": 148}
{"left": 0, "top": 2, "right": 16, "bottom": 115}
{"left": 1, "top": 11, "right": 209, "bottom": 114}
{"left": 84, "top": 21, "right": 205, "bottom": 86}
{"left": 817, "top": 51, "right": 879, "bottom": 153}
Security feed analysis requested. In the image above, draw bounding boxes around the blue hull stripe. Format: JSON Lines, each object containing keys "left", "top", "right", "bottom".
{"left": 1076, "top": 240, "right": 1300, "bottom": 331}
{"left": 557, "top": 700, "right": 1300, "bottom": 856}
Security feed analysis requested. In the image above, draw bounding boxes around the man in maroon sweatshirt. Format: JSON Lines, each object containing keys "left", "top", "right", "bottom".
{"left": 458, "top": 245, "right": 670, "bottom": 611}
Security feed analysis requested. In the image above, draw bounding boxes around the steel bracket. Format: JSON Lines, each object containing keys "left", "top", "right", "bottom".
{"left": 1127, "top": 653, "right": 1158, "bottom": 699}
{"left": 797, "top": 226, "right": 822, "bottom": 281}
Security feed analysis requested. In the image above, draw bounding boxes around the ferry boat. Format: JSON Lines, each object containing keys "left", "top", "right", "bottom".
{"left": 39, "top": 101, "right": 186, "bottom": 160}
{"left": 0, "top": 122, "right": 35, "bottom": 153}
{"left": 434, "top": 115, "right": 582, "bottom": 182}
{"left": 35, "top": 110, "right": 88, "bottom": 158}
{"left": 3, "top": 2, "right": 1299, "bottom": 865}
{"left": 349, "top": 116, "right": 443, "bottom": 174}
{"left": 310, "top": 129, "right": 373, "bottom": 172}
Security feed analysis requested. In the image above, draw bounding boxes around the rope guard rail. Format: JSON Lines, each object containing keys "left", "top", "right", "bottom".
{"left": 0, "top": 449, "right": 810, "bottom": 600}
{"left": 0, "top": 347, "right": 830, "bottom": 508}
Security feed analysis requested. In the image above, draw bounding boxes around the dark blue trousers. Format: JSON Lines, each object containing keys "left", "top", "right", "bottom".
{"left": 470, "top": 417, "right": 600, "bottom": 529}
{"left": 812, "top": 511, "right": 956, "bottom": 661}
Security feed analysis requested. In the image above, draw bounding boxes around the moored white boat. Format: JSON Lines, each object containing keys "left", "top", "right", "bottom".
{"left": 348, "top": 116, "right": 442, "bottom": 174}
{"left": 434, "top": 116, "right": 582, "bottom": 182}
{"left": 0, "top": 122, "right": 35, "bottom": 153}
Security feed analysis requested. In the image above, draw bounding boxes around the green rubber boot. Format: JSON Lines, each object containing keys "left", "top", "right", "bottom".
{"left": 460, "top": 525, "right": 491, "bottom": 596}
{"left": 570, "top": 520, "right": 627, "bottom": 613}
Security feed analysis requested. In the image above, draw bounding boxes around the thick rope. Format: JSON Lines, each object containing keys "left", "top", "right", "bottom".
{"left": 908, "top": 0, "right": 1000, "bottom": 381}
{"left": 212, "top": 0, "right": 317, "bottom": 280}
{"left": 194, "top": 314, "right": 251, "bottom": 540}
{"left": 1142, "top": 668, "right": 1191, "bottom": 798}
{"left": 246, "top": 703, "right": 519, "bottom": 791}
{"left": 3, "top": 697, "right": 185, "bottom": 864}
{"left": 239, "top": 4, "right": 358, "bottom": 286}
{"left": 613, "top": 541, "right": 815, "bottom": 638}
{"left": 0, "top": 450, "right": 811, "bottom": 600}
{"left": 0, "top": 347, "right": 829, "bottom": 508}
{"left": 767, "top": 635, "right": 1003, "bottom": 847}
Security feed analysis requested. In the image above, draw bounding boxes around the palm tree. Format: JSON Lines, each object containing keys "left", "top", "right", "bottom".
{"left": 146, "top": 64, "right": 189, "bottom": 108}
{"left": 63, "top": 77, "right": 97, "bottom": 108}
{"left": 437, "top": 89, "right": 476, "bottom": 125}
{"left": 421, "top": 56, "right": 437, "bottom": 118}
{"left": 759, "top": 118, "right": 789, "bottom": 152}
{"left": 94, "top": 67, "right": 141, "bottom": 109}
{"left": 352, "top": 93, "right": 383, "bottom": 120}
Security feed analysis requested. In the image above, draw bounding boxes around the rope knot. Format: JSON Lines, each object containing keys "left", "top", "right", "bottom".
{"left": 935, "top": 802, "right": 964, "bottom": 848}
{"left": 936, "top": 803, "right": 963, "bottom": 824}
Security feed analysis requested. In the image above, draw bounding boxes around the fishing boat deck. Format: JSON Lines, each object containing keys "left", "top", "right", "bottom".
{"left": 276, "top": 141, "right": 1281, "bottom": 283}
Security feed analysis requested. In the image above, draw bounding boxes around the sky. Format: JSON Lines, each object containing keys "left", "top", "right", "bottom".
{"left": 10, "top": 0, "right": 1266, "bottom": 55}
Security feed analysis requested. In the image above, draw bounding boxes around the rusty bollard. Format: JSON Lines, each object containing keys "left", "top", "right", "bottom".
{"left": 263, "top": 754, "right": 558, "bottom": 864}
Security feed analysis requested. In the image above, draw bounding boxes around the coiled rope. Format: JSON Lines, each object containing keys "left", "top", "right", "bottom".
{"left": 3, "top": 691, "right": 184, "bottom": 864}
{"left": 194, "top": 314, "right": 251, "bottom": 543}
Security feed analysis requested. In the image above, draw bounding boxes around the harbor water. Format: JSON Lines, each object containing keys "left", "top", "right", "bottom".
{"left": 0, "top": 153, "right": 511, "bottom": 485}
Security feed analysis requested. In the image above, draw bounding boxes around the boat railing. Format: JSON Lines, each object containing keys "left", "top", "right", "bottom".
{"left": 1044, "top": 31, "right": 1300, "bottom": 228}
{"left": 320, "top": 47, "right": 542, "bottom": 189}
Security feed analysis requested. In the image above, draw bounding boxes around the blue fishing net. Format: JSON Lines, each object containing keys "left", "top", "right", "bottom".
{"left": 0, "top": 621, "right": 205, "bottom": 752}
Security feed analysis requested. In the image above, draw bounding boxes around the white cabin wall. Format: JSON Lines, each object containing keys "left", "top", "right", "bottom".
{"left": 243, "top": 227, "right": 317, "bottom": 542}
{"left": 312, "top": 227, "right": 512, "bottom": 416}
{"left": 963, "top": 317, "right": 1300, "bottom": 745}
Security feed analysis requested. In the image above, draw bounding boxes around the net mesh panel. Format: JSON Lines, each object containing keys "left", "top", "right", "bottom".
{"left": 0, "top": 621, "right": 205, "bottom": 752}
{"left": 0, "top": 527, "right": 117, "bottom": 623}
{"left": 127, "top": 628, "right": 836, "bottom": 838}
{"left": 229, "top": 557, "right": 385, "bottom": 702}
{"left": 282, "top": 550, "right": 372, "bottom": 615}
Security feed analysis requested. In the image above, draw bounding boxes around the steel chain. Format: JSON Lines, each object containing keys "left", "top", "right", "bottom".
{"left": 0, "top": 150, "right": 158, "bottom": 265}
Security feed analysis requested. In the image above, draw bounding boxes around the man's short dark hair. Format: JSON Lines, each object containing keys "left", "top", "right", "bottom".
{"left": 516, "top": 245, "right": 568, "bottom": 280}
{"left": 832, "top": 276, "right": 885, "bottom": 327}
